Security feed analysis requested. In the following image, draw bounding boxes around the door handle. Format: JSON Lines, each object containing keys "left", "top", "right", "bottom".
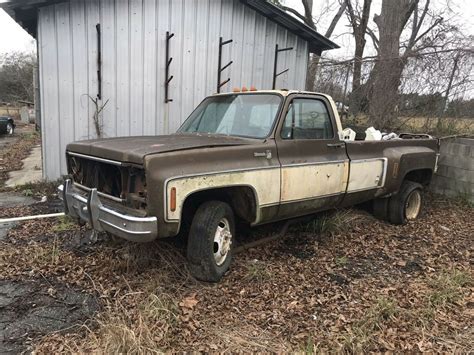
{"left": 254, "top": 150, "right": 272, "bottom": 159}
{"left": 327, "top": 143, "right": 345, "bottom": 148}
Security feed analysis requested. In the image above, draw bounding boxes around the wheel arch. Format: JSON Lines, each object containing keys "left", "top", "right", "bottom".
{"left": 403, "top": 168, "right": 433, "bottom": 187}
{"left": 179, "top": 185, "right": 260, "bottom": 232}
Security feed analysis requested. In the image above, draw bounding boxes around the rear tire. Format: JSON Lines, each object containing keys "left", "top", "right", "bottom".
{"left": 373, "top": 197, "right": 389, "bottom": 221}
{"left": 187, "top": 201, "right": 235, "bottom": 282}
{"left": 387, "top": 181, "right": 423, "bottom": 225}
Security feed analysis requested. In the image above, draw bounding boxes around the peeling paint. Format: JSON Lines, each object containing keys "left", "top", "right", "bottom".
{"left": 166, "top": 168, "right": 281, "bottom": 221}
{"left": 347, "top": 159, "right": 386, "bottom": 192}
{"left": 281, "top": 163, "right": 347, "bottom": 202}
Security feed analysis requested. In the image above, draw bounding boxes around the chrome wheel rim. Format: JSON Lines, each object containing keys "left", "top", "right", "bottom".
{"left": 6, "top": 123, "right": 13, "bottom": 135}
{"left": 405, "top": 190, "right": 421, "bottom": 220}
{"left": 213, "top": 218, "right": 232, "bottom": 266}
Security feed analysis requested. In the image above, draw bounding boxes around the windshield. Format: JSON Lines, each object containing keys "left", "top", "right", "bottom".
{"left": 178, "top": 94, "right": 282, "bottom": 139}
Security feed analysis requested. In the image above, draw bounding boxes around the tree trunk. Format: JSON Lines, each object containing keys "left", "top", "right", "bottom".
{"left": 368, "top": 0, "right": 416, "bottom": 129}
{"left": 349, "top": 36, "right": 367, "bottom": 114}
{"left": 303, "top": 1, "right": 347, "bottom": 91}
{"left": 306, "top": 54, "right": 320, "bottom": 91}
{"left": 345, "top": 0, "right": 372, "bottom": 115}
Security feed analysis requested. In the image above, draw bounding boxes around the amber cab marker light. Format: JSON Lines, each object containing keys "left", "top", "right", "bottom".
{"left": 250, "top": 85, "right": 257, "bottom": 91}
{"left": 233, "top": 87, "right": 241, "bottom": 93}
{"left": 241, "top": 86, "right": 248, "bottom": 92}
{"left": 170, "top": 187, "right": 177, "bottom": 212}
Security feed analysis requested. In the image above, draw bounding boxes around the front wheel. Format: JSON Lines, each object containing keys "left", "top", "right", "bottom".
{"left": 187, "top": 201, "right": 235, "bottom": 282}
{"left": 6, "top": 122, "right": 14, "bottom": 135}
{"left": 388, "top": 181, "right": 423, "bottom": 225}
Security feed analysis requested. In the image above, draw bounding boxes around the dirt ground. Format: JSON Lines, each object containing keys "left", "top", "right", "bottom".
{"left": 0, "top": 188, "right": 472, "bottom": 353}
{"left": 0, "top": 130, "right": 472, "bottom": 353}
{"left": 0, "top": 123, "right": 40, "bottom": 185}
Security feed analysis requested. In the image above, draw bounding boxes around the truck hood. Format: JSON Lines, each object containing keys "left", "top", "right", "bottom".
{"left": 66, "top": 134, "right": 254, "bottom": 164}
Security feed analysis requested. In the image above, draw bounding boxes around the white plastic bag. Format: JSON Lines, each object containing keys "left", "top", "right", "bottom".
{"left": 365, "top": 127, "right": 382, "bottom": 141}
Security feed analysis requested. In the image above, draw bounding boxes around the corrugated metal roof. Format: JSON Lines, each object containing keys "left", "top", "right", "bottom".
{"left": 1, "top": 0, "right": 338, "bottom": 53}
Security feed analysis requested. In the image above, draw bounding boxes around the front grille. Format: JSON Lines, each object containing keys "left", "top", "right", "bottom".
{"left": 67, "top": 153, "right": 147, "bottom": 210}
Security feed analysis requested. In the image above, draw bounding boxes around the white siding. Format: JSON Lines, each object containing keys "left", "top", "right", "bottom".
{"left": 38, "top": 0, "right": 309, "bottom": 179}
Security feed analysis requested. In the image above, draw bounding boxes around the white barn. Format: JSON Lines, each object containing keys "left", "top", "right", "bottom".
{"left": 3, "top": 0, "right": 337, "bottom": 179}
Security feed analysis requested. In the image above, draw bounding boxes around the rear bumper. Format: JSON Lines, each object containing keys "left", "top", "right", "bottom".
{"left": 58, "top": 179, "right": 158, "bottom": 242}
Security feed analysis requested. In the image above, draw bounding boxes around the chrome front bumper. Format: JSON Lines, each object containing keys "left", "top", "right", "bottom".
{"left": 58, "top": 179, "right": 158, "bottom": 242}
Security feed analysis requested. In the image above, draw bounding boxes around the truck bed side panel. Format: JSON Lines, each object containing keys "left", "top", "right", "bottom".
{"left": 341, "top": 139, "right": 438, "bottom": 207}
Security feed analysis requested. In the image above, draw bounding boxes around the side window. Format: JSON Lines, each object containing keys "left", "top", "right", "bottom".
{"left": 281, "top": 98, "right": 334, "bottom": 140}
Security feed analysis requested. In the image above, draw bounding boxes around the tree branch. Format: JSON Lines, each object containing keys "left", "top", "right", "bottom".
{"left": 366, "top": 27, "right": 379, "bottom": 51}
{"left": 325, "top": 1, "right": 347, "bottom": 37}
{"left": 280, "top": 5, "right": 311, "bottom": 26}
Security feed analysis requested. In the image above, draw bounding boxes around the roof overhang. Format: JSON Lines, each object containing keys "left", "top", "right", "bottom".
{"left": 238, "top": 0, "right": 339, "bottom": 54}
{"left": 0, "top": 0, "right": 66, "bottom": 37}
{"left": 1, "top": 0, "right": 339, "bottom": 54}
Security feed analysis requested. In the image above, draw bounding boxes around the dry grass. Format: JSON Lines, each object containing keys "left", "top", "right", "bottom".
{"left": 427, "top": 269, "right": 472, "bottom": 308}
{"left": 88, "top": 293, "right": 179, "bottom": 354}
{"left": 0, "top": 192, "right": 471, "bottom": 353}
{"left": 0, "top": 106, "right": 20, "bottom": 118}
{"left": 292, "top": 209, "right": 363, "bottom": 236}
{"left": 398, "top": 116, "right": 474, "bottom": 135}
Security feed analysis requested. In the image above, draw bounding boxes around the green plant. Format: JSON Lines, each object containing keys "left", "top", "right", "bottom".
{"left": 244, "top": 261, "right": 271, "bottom": 282}
{"left": 428, "top": 269, "right": 472, "bottom": 308}
{"left": 335, "top": 256, "right": 348, "bottom": 267}
{"left": 51, "top": 215, "right": 78, "bottom": 233}
{"left": 303, "top": 336, "right": 315, "bottom": 355}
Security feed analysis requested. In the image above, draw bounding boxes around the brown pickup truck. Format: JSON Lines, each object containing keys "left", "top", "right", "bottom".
{"left": 59, "top": 90, "right": 439, "bottom": 281}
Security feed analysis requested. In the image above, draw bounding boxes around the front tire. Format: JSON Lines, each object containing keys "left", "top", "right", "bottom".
{"left": 187, "top": 201, "right": 235, "bottom": 282}
{"left": 388, "top": 181, "right": 423, "bottom": 225}
{"left": 6, "top": 122, "right": 14, "bottom": 135}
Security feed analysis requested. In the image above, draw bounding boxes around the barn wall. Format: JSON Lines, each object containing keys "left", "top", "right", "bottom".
{"left": 38, "top": 0, "right": 309, "bottom": 179}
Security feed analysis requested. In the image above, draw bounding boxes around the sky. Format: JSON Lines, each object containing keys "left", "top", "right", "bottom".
{"left": 283, "top": 0, "right": 474, "bottom": 59}
{"left": 0, "top": 9, "right": 36, "bottom": 54}
{"left": 0, "top": 0, "right": 472, "bottom": 57}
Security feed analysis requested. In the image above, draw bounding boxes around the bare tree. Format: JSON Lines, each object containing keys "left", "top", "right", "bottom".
{"left": 345, "top": 0, "right": 372, "bottom": 114}
{"left": 274, "top": 0, "right": 347, "bottom": 91}
{"left": 366, "top": 0, "right": 461, "bottom": 128}
{"left": 0, "top": 52, "right": 36, "bottom": 103}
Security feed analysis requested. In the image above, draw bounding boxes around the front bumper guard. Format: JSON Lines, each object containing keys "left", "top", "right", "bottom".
{"left": 58, "top": 179, "right": 158, "bottom": 242}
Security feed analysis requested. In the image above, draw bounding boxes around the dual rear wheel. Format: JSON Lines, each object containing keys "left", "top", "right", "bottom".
{"left": 374, "top": 180, "right": 423, "bottom": 225}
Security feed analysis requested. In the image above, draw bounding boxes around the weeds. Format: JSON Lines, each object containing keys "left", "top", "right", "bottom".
{"left": 91, "top": 293, "right": 178, "bottom": 353}
{"left": 15, "top": 179, "right": 62, "bottom": 198}
{"left": 335, "top": 256, "right": 348, "bottom": 267}
{"left": 244, "top": 260, "right": 271, "bottom": 282}
{"left": 341, "top": 297, "right": 398, "bottom": 352}
{"left": 29, "top": 238, "right": 62, "bottom": 266}
{"left": 51, "top": 215, "right": 77, "bottom": 233}
{"left": 455, "top": 193, "right": 474, "bottom": 208}
{"left": 293, "top": 210, "right": 360, "bottom": 236}
{"left": 427, "top": 269, "right": 472, "bottom": 308}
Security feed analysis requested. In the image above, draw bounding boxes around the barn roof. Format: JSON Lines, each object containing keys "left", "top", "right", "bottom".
{"left": 1, "top": 0, "right": 339, "bottom": 54}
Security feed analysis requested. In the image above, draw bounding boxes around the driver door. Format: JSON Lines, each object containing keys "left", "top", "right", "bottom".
{"left": 275, "top": 94, "right": 349, "bottom": 219}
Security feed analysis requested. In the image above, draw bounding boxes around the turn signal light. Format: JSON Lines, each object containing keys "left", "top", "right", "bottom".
{"left": 170, "top": 187, "right": 177, "bottom": 212}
